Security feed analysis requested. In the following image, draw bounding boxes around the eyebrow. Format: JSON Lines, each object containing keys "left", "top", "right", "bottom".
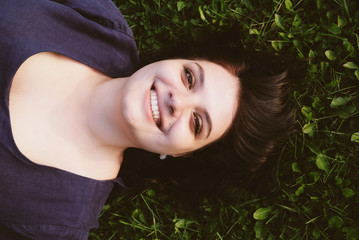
{"left": 204, "top": 111, "right": 212, "bottom": 139}
{"left": 194, "top": 62, "right": 212, "bottom": 139}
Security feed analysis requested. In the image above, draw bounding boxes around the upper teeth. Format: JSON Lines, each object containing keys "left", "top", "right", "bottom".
{"left": 150, "top": 90, "right": 160, "bottom": 125}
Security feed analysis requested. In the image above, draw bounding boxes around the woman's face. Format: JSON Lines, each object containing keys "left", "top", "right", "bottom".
{"left": 120, "top": 59, "right": 240, "bottom": 155}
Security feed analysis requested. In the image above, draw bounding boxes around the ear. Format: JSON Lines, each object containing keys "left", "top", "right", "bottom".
{"left": 171, "top": 152, "right": 193, "bottom": 158}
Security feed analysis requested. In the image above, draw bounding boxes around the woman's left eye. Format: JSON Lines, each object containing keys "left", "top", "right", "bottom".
{"left": 192, "top": 112, "right": 203, "bottom": 136}
{"left": 184, "top": 67, "right": 195, "bottom": 90}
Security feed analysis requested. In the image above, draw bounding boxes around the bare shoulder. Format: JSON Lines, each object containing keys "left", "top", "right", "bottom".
{"left": 9, "top": 52, "right": 119, "bottom": 180}
{"left": 11, "top": 52, "right": 103, "bottom": 95}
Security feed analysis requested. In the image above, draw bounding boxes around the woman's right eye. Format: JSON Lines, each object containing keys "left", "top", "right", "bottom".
{"left": 184, "top": 67, "right": 195, "bottom": 90}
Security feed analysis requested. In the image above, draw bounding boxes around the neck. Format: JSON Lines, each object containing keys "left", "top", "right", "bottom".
{"left": 86, "top": 76, "right": 133, "bottom": 150}
{"left": 49, "top": 73, "right": 132, "bottom": 162}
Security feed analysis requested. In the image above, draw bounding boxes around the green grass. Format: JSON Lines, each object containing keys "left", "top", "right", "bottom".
{"left": 90, "top": 0, "right": 359, "bottom": 239}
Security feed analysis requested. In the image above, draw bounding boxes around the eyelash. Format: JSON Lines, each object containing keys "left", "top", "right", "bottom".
{"left": 193, "top": 113, "right": 202, "bottom": 136}
{"left": 184, "top": 67, "right": 195, "bottom": 90}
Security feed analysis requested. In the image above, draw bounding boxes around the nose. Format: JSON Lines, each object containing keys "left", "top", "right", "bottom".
{"left": 168, "top": 91, "right": 196, "bottom": 117}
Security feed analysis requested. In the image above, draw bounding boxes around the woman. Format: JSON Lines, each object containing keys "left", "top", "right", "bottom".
{"left": 0, "top": 0, "right": 295, "bottom": 239}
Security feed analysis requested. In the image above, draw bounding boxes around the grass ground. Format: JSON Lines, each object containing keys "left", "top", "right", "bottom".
{"left": 90, "top": 0, "right": 359, "bottom": 239}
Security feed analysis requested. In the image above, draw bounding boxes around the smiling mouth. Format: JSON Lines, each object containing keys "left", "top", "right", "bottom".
{"left": 150, "top": 84, "right": 161, "bottom": 129}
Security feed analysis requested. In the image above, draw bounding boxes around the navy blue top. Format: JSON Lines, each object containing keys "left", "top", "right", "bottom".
{"left": 0, "top": 0, "right": 139, "bottom": 239}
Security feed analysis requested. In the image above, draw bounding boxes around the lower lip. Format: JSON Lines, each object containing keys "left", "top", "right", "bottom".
{"left": 145, "top": 83, "right": 156, "bottom": 126}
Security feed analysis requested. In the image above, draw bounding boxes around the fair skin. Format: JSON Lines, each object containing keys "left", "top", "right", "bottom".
{"left": 9, "top": 52, "right": 239, "bottom": 180}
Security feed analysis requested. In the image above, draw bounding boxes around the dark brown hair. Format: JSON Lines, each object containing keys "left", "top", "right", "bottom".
{"left": 119, "top": 28, "right": 305, "bottom": 198}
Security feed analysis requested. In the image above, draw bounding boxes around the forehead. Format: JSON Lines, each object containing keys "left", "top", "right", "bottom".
{"left": 196, "top": 59, "right": 240, "bottom": 141}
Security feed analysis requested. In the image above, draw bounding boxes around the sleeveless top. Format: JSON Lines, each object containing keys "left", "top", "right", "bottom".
{"left": 0, "top": 0, "right": 139, "bottom": 239}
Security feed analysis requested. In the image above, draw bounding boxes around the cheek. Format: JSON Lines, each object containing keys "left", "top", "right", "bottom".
{"left": 156, "top": 66, "right": 182, "bottom": 87}
{"left": 165, "top": 128, "right": 196, "bottom": 153}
